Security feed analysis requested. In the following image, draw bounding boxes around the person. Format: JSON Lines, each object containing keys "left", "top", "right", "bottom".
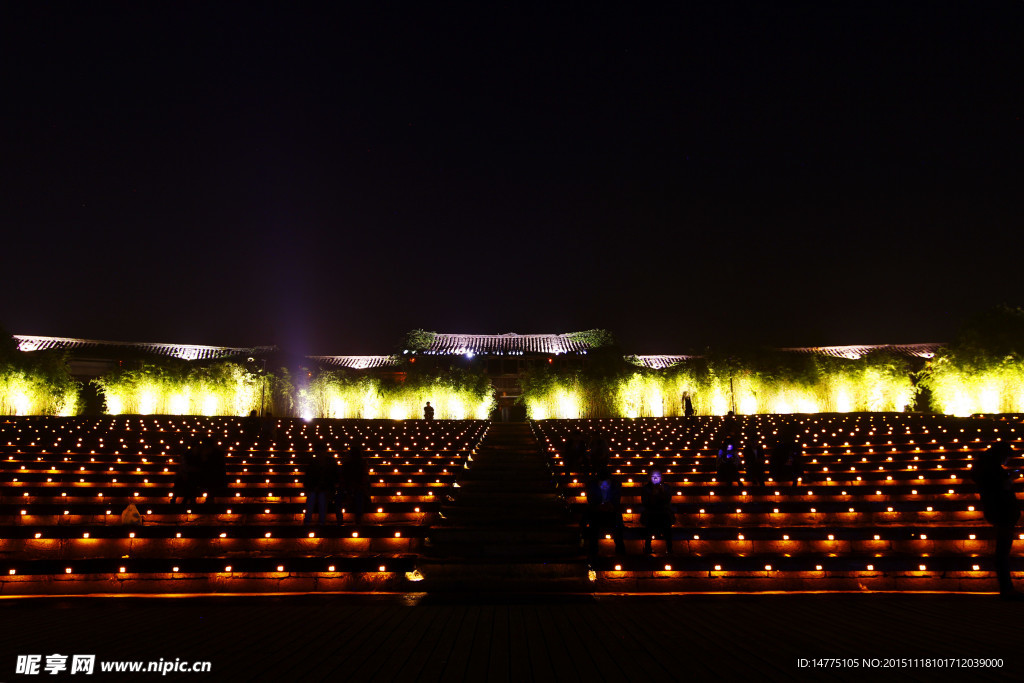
{"left": 171, "top": 444, "right": 202, "bottom": 506}
{"left": 723, "top": 411, "right": 739, "bottom": 441}
{"left": 195, "top": 438, "right": 227, "bottom": 503}
{"left": 582, "top": 468, "right": 626, "bottom": 558}
{"left": 716, "top": 440, "right": 741, "bottom": 486}
{"left": 970, "top": 443, "right": 1022, "bottom": 600}
{"left": 243, "top": 409, "right": 261, "bottom": 438}
{"left": 640, "top": 470, "right": 674, "bottom": 554}
{"left": 770, "top": 434, "right": 803, "bottom": 485}
{"left": 261, "top": 410, "right": 278, "bottom": 439}
{"left": 587, "top": 434, "right": 611, "bottom": 477}
{"left": 423, "top": 402, "right": 435, "bottom": 421}
{"left": 682, "top": 391, "right": 695, "bottom": 417}
{"left": 745, "top": 439, "right": 767, "bottom": 487}
{"left": 562, "top": 429, "right": 588, "bottom": 483}
{"left": 303, "top": 444, "right": 338, "bottom": 525}
{"left": 338, "top": 443, "right": 370, "bottom": 524}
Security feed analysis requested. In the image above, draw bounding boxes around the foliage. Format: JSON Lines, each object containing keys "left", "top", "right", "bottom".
{"left": 520, "top": 351, "right": 635, "bottom": 419}
{"left": 301, "top": 364, "right": 494, "bottom": 419}
{"left": 918, "top": 306, "right": 1024, "bottom": 415}
{"left": 0, "top": 328, "right": 79, "bottom": 416}
{"left": 91, "top": 359, "right": 280, "bottom": 416}
{"left": 521, "top": 347, "right": 915, "bottom": 418}
{"left": 403, "top": 329, "right": 437, "bottom": 353}
{"left": 566, "top": 329, "right": 616, "bottom": 349}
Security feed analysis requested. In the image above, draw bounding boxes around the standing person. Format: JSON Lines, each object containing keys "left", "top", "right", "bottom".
{"left": 303, "top": 444, "right": 338, "bottom": 525}
{"left": 562, "top": 429, "right": 588, "bottom": 484}
{"left": 197, "top": 439, "right": 227, "bottom": 503}
{"left": 745, "top": 438, "right": 767, "bottom": 487}
{"left": 339, "top": 443, "right": 370, "bottom": 524}
{"left": 770, "top": 432, "right": 803, "bottom": 485}
{"left": 587, "top": 434, "right": 611, "bottom": 477}
{"left": 970, "top": 443, "right": 1022, "bottom": 600}
{"left": 716, "top": 440, "right": 740, "bottom": 486}
{"left": 683, "top": 391, "right": 695, "bottom": 417}
{"left": 582, "top": 468, "right": 626, "bottom": 558}
{"left": 640, "top": 470, "right": 674, "bottom": 555}
{"left": 171, "top": 444, "right": 202, "bottom": 506}
{"left": 243, "top": 409, "right": 261, "bottom": 439}
{"left": 423, "top": 402, "right": 435, "bottom": 421}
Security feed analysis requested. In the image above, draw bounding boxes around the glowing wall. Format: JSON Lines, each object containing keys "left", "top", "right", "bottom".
{"left": 0, "top": 369, "right": 78, "bottom": 416}
{"left": 302, "top": 372, "right": 494, "bottom": 420}
{"left": 93, "top": 362, "right": 265, "bottom": 416}
{"left": 923, "top": 359, "right": 1024, "bottom": 416}
{"left": 522, "top": 359, "right": 915, "bottom": 419}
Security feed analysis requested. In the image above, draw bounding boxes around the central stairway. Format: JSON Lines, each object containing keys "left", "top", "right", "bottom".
{"left": 417, "top": 422, "right": 589, "bottom": 592}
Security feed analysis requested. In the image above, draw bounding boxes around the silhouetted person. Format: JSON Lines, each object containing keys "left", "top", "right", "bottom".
{"left": 196, "top": 439, "right": 227, "bottom": 502}
{"left": 262, "top": 410, "right": 277, "bottom": 439}
{"left": 171, "top": 444, "right": 202, "bottom": 506}
{"left": 423, "top": 402, "right": 434, "bottom": 421}
{"left": 562, "top": 429, "right": 588, "bottom": 483}
{"left": 716, "top": 440, "right": 741, "bottom": 486}
{"left": 243, "top": 409, "right": 261, "bottom": 438}
{"left": 339, "top": 443, "right": 370, "bottom": 523}
{"left": 745, "top": 440, "right": 766, "bottom": 487}
{"left": 303, "top": 444, "right": 338, "bottom": 525}
{"left": 723, "top": 411, "right": 739, "bottom": 441}
{"left": 682, "top": 391, "right": 695, "bottom": 417}
{"left": 770, "top": 435, "right": 803, "bottom": 485}
{"left": 641, "top": 470, "right": 674, "bottom": 554}
{"left": 582, "top": 468, "right": 626, "bottom": 558}
{"left": 587, "top": 434, "right": 611, "bottom": 477}
{"left": 970, "top": 443, "right": 1022, "bottom": 600}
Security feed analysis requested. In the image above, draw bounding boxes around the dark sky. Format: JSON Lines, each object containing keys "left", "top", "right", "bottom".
{"left": 3, "top": 2, "right": 1022, "bottom": 355}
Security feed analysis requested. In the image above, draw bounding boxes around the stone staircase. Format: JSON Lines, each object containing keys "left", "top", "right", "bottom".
{"left": 417, "top": 422, "right": 589, "bottom": 591}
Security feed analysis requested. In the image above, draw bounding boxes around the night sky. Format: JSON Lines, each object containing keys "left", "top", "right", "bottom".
{"left": 3, "top": 2, "right": 1022, "bottom": 356}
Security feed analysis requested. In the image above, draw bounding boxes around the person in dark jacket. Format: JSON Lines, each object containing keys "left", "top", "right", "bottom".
{"left": 171, "top": 444, "right": 202, "bottom": 506}
{"left": 303, "top": 444, "right": 339, "bottom": 525}
{"left": 682, "top": 391, "right": 695, "bottom": 417}
{"left": 582, "top": 468, "right": 626, "bottom": 558}
{"left": 970, "top": 443, "right": 1022, "bottom": 599}
{"left": 640, "top": 470, "right": 674, "bottom": 554}
{"left": 716, "top": 440, "right": 741, "bottom": 486}
{"left": 339, "top": 443, "right": 370, "bottom": 523}
{"left": 587, "top": 434, "right": 611, "bottom": 477}
{"left": 423, "top": 402, "right": 435, "bottom": 421}
{"left": 745, "top": 439, "right": 767, "bottom": 487}
{"left": 770, "top": 434, "right": 803, "bottom": 485}
{"left": 196, "top": 439, "right": 227, "bottom": 502}
{"left": 562, "top": 429, "right": 588, "bottom": 484}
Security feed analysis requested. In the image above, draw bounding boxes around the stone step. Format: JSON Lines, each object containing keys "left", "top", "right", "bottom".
{"left": 467, "top": 453, "right": 543, "bottom": 466}
{"left": 451, "top": 480, "right": 556, "bottom": 494}
{"left": 458, "top": 468, "right": 552, "bottom": 483}
{"left": 416, "top": 422, "right": 584, "bottom": 591}
{"left": 435, "top": 509, "right": 569, "bottom": 526}
{"left": 423, "top": 543, "right": 584, "bottom": 560}
{"left": 416, "top": 558, "right": 590, "bottom": 588}
{"left": 440, "top": 496, "right": 567, "bottom": 514}
{"left": 429, "top": 525, "right": 580, "bottom": 545}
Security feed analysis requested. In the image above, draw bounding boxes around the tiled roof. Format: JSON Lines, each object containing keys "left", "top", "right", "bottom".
{"left": 13, "top": 335, "right": 276, "bottom": 362}
{"left": 630, "top": 355, "right": 694, "bottom": 369}
{"left": 632, "top": 345, "right": 941, "bottom": 368}
{"left": 13, "top": 334, "right": 946, "bottom": 366}
{"left": 422, "top": 333, "right": 591, "bottom": 356}
{"left": 780, "top": 343, "right": 943, "bottom": 360}
{"left": 309, "top": 355, "right": 400, "bottom": 370}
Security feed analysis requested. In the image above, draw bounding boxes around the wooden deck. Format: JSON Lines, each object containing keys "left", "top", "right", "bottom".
{"left": 1, "top": 592, "right": 1020, "bottom": 681}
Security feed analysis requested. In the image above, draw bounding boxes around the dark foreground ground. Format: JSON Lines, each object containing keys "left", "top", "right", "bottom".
{"left": 0, "top": 592, "right": 1020, "bottom": 682}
